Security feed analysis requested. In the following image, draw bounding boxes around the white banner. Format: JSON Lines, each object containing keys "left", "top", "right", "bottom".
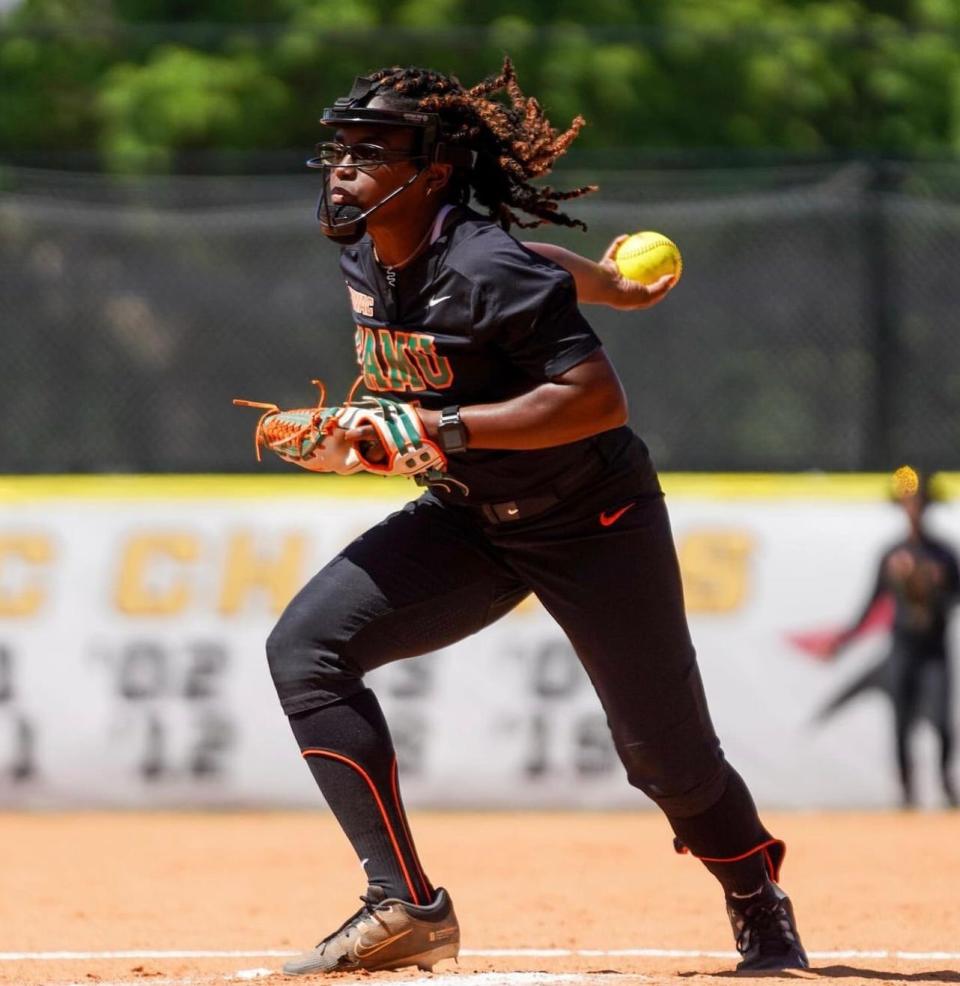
{"left": 1, "top": 478, "right": 957, "bottom": 809}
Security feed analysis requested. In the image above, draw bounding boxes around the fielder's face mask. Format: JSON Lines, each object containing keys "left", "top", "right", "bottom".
{"left": 307, "top": 76, "right": 473, "bottom": 245}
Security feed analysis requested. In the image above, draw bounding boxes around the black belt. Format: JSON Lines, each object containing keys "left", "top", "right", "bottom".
{"left": 435, "top": 441, "right": 612, "bottom": 525}
{"left": 479, "top": 447, "right": 613, "bottom": 524}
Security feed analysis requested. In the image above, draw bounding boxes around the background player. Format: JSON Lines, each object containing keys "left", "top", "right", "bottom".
{"left": 813, "top": 469, "right": 959, "bottom": 808}
{"left": 265, "top": 60, "right": 808, "bottom": 976}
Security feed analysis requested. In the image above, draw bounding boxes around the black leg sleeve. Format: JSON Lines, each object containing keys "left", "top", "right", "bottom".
{"left": 290, "top": 689, "right": 434, "bottom": 904}
{"left": 669, "top": 766, "right": 782, "bottom": 897}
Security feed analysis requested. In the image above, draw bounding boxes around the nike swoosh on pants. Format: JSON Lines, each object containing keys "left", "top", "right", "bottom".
{"left": 599, "top": 502, "right": 636, "bottom": 527}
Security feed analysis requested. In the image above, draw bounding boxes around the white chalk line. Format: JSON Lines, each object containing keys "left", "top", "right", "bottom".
{"left": 11, "top": 946, "right": 960, "bottom": 962}
{"left": 61, "top": 976, "right": 595, "bottom": 986}
{"left": 9, "top": 950, "right": 294, "bottom": 960}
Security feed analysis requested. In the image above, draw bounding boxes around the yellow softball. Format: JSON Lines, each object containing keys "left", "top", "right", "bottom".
{"left": 614, "top": 231, "right": 683, "bottom": 286}
{"left": 891, "top": 465, "right": 920, "bottom": 499}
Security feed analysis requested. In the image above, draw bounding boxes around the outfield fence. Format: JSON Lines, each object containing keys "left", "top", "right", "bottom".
{"left": 3, "top": 159, "right": 960, "bottom": 473}
{"left": 0, "top": 474, "right": 956, "bottom": 809}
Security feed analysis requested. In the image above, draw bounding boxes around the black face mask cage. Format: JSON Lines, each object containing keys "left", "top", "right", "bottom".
{"left": 307, "top": 76, "right": 474, "bottom": 244}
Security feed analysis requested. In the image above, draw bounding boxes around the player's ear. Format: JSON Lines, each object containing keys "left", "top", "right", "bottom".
{"left": 424, "top": 162, "right": 453, "bottom": 197}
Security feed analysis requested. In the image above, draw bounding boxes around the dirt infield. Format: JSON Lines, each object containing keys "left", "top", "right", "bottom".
{"left": 2, "top": 810, "right": 957, "bottom": 986}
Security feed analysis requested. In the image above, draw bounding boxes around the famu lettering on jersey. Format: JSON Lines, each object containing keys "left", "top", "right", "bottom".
{"left": 355, "top": 326, "right": 454, "bottom": 393}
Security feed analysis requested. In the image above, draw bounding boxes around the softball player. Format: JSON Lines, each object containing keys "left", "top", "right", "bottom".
{"left": 826, "top": 472, "right": 958, "bottom": 807}
{"left": 267, "top": 60, "right": 808, "bottom": 975}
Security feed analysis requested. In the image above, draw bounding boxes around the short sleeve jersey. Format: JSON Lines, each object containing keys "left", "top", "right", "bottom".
{"left": 338, "top": 207, "right": 635, "bottom": 502}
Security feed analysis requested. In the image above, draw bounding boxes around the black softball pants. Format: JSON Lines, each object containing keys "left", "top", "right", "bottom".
{"left": 268, "top": 471, "right": 780, "bottom": 901}
{"left": 888, "top": 647, "right": 954, "bottom": 804}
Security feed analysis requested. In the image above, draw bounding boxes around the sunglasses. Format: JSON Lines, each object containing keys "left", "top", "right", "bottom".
{"left": 310, "top": 141, "right": 426, "bottom": 172}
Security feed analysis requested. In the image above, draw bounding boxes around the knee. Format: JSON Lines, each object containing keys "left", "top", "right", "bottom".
{"left": 264, "top": 615, "right": 304, "bottom": 688}
{"left": 618, "top": 734, "right": 727, "bottom": 818}
{"left": 265, "top": 608, "right": 360, "bottom": 699}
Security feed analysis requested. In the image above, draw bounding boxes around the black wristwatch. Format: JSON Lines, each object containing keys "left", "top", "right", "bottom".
{"left": 437, "top": 405, "right": 468, "bottom": 454}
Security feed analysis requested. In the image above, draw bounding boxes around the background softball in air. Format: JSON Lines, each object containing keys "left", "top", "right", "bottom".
{"left": 614, "top": 231, "right": 683, "bottom": 285}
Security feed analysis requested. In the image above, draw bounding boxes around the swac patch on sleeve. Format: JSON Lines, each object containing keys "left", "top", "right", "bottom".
{"left": 347, "top": 283, "right": 375, "bottom": 317}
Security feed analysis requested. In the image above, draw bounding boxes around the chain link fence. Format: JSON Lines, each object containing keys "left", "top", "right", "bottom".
{"left": 2, "top": 159, "right": 959, "bottom": 473}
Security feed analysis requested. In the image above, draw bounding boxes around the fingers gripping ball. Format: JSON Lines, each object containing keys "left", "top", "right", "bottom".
{"left": 233, "top": 381, "right": 447, "bottom": 479}
{"left": 615, "top": 231, "right": 683, "bottom": 286}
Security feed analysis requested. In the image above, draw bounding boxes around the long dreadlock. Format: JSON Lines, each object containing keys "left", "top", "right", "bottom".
{"left": 367, "top": 58, "right": 596, "bottom": 231}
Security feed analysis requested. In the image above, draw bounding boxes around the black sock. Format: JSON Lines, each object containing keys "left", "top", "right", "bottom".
{"left": 668, "top": 767, "right": 780, "bottom": 898}
{"left": 289, "top": 688, "right": 434, "bottom": 904}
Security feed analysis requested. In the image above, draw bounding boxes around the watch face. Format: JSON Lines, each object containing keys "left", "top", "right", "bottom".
{"left": 438, "top": 408, "right": 466, "bottom": 453}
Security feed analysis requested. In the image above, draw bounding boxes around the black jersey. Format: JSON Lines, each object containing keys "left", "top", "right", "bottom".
{"left": 857, "top": 535, "right": 960, "bottom": 655}
{"left": 338, "top": 207, "right": 639, "bottom": 503}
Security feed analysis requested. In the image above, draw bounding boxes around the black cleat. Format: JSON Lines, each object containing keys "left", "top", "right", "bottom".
{"left": 727, "top": 881, "right": 809, "bottom": 971}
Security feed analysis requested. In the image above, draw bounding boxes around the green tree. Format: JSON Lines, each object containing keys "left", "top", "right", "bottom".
{"left": 97, "top": 46, "right": 290, "bottom": 171}
{"left": 3, "top": 0, "right": 960, "bottom": 170}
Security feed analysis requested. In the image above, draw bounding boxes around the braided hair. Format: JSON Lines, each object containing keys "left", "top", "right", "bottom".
{"left": 367, "top": 58, "right": 596, "bottom": 231}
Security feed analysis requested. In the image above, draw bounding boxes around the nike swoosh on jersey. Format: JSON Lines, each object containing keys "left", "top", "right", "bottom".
{"left": 353, "top": 927, "right": 413, "bottom": 959}
{"left": 599, "top": 502, "right": 636, "bottom": 527}
{"left": 427, "top": 295, "right": 452, "bottom": 307}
